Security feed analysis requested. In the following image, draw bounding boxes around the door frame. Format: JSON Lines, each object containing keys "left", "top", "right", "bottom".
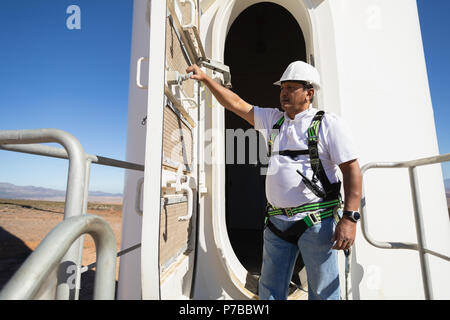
{"left": 208, "top": 0, "right": 316, "bottom": 297}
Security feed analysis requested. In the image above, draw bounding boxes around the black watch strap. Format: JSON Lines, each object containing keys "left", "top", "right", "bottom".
{"left": 343, "top": 210, "right": 361, "bottom": 222}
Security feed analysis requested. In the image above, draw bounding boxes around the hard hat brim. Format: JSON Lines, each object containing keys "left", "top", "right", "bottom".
{"left": 273, "top": 80, "right": 320, "bottom": 90}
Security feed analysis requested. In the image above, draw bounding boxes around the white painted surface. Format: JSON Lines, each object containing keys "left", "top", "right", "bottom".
{"left": 120, "top": 0, "right": 449, "bottom": 300}
{"left": 160, "top": 253, "right": 193, "bottom": 300}
{"left": 140, "top": 0, "right": 168, "bottom": 300}
{"left": 119, "top": 0, "right": 198, "bottom": 300}
{"left": 193, "top": 0, "right": 449, "bottom": 300}
{"left": 325, "top": 0, "right": 450, "bottom": 299}
{"left": 117, "top": 0, "right": 149, "bottom": 300}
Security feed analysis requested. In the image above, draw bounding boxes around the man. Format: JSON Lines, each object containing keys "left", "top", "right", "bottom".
{"left": 186, "top": 61, "right": 362, "bottom": 300}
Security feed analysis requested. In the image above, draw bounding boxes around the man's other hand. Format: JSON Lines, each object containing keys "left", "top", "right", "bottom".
{"left": 331, "top": 217, "right": 356, "bottom": 251}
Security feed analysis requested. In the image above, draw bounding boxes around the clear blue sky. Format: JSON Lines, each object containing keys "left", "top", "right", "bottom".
{"left": 0, "top": 0, "right": 449, "bottom": 194}
{"left": 417, "top": 0, "right": 450, "bottom": 182}
{"left": 0, "top": 0, "right": 133, "bottom": 193}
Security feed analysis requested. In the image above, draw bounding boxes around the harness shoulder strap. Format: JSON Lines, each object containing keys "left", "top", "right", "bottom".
{"left": 267, "top": 116, "right": 285, "bottom": 157}
{"left": 307, "top": 111, "right": 340, "bottom": 200}
{"left": 266, "top": 110, "right": 340, "bottom": 201}
{"left": 307, "top": 110, "right": 325, "bottom": 171}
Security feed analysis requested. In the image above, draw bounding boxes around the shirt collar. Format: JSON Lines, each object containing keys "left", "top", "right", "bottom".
{"left": 284, "top": 106, "right": 312, "bottom": 122}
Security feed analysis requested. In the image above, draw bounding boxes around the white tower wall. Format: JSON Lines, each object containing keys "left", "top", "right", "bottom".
{"left": 193, "top": 0, "right": 450, "bottom": 300}
{"left": 324, "top": 0, "right": 449, "bottom": 299}
{"left": 119, "top": 0, "right": 449, "bottom": 300}
{"left": 117, "top": 0, "right": 149, "bottom": 300}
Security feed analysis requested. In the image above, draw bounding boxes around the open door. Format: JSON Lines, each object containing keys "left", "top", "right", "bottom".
{"left": 141, "top": 0, "right": 200, "bottom": 300}
{"left": 224, "top": 2, "right": 308, "bottom": 295}
{"left": 118, "top": 0, "right": 200, "bottom": 300}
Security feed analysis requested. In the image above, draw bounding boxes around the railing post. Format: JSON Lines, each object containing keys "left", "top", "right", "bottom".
{"left": 0, "top": 129, "right": 87, "bottom": 299}
{"left": 360, "top": 153, "right": 450, "bottom": 299}
{"left": 0, "top": 129, "right": 147, "bottom": 299}
{"left": 73, "top": 158, "right": 92, "bottom": 300}
{"left": 0, "top": 215, "right": 116, "bottom": 300}
{"left": 409, "top": 166, "right": 433, "bottom": 300}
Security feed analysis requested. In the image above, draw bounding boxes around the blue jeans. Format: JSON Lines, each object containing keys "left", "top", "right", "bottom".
{"left": 258, "top": 216, "right": 340, "bottom": 300}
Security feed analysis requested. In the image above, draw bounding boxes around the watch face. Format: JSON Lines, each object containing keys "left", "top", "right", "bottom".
{"left": 344, "top": 211, "right": 360, "bottom": 221}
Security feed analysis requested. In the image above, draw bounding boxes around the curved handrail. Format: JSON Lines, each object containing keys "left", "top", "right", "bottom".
{"left": 0, "top": 215, "right": 117, "bottom": 300}
{"left": 360, "top": 153, "right": 450, "bottom": 300}
{"left": 360, "top": 153, "right": 450, "bottom": 257}
{"left": 0, "top": 129, "right": 87, "bottom": 220}
{"left": 0, "top": 128, "right": 87, "bottom": 299}
{"left": 0, "top": 130, "right": 145, "bottom": 299}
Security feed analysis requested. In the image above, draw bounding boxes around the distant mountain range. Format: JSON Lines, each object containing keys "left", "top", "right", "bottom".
{"left": 0, "top": 182, "right": 122, "bottom": 203}
{"left": 1, "top": 180, "right": 448, "bottom": 206}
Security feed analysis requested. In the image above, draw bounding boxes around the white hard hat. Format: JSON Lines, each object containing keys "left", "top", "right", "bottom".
{"left": 273, "top": 61, "right": 321, "bottom": 90}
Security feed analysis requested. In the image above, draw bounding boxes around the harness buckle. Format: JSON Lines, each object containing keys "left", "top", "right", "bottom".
{"left": 284, "top": 208, "right": 295, "bottom": 217}
{"left": 307, "top": 212, "right": 321, "bottom": 225}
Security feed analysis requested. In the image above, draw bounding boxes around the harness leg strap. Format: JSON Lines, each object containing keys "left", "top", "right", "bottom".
{"left": 266, "top": 219, "right": 309, "bottom": 245}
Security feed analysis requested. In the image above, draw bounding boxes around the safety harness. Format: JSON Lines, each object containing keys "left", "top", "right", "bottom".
{"left": 265, "top": 110, "right": 343, "bottom": 244}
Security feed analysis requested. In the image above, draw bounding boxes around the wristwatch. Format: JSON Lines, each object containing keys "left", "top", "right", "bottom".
{"left": 343, "top": 210, "right": 361, "bottom": 222}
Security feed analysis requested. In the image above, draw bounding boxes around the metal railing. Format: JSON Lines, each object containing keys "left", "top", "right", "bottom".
{"left": 0, "top": 215, "right": 117, "bottom": 300}
{"left": 0, "top": 128, "right": 145, "bottom": 299}
{"left": 0, "top": 129, "right": 88, "bottom": 299}
{"left": 360, "top": 153, "right": 450, "bottom": 300}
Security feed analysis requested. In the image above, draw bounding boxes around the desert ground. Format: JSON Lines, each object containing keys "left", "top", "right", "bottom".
{"left": 0, "top": 198, "right": 123, "bottom": 300}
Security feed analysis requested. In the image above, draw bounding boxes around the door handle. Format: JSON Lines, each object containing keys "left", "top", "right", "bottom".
{"left": 136, "top": 57, "right": 148, "bottom": 89}
{"left": 135, "top": 177, "right": 144, "bottom": 216}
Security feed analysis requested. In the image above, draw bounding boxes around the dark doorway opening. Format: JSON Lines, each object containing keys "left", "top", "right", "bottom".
{"left": 224, "top": 2, "right": 307, "bottom": 294}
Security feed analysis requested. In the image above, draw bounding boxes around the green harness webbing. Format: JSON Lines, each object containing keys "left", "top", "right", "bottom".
{"left": 267, "top": 116, "right": 285, "bottom": 157}
{"left": 265, "top": 208, "right": 339, "bottom": 245}
{"left": 266, "top": 199, "right": 340, "bottom": 219}
{"left": 267, "top": 110, "right": 341, "bottom": 202}
{"left": 264, "top": 110, "right": 343, "bottom": 244}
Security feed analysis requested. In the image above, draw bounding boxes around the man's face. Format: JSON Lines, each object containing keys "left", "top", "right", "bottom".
{"left": 279, "top": 81, "right": 313, "bottom": 112}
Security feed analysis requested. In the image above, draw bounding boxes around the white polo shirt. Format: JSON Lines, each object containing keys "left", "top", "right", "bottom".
{"left": 253, "top": 106, "right": 359, "bottom": 221}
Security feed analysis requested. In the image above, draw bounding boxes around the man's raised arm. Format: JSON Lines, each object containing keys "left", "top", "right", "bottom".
{"left": 186, "top": 64, "right": 254, "bottom": 126}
